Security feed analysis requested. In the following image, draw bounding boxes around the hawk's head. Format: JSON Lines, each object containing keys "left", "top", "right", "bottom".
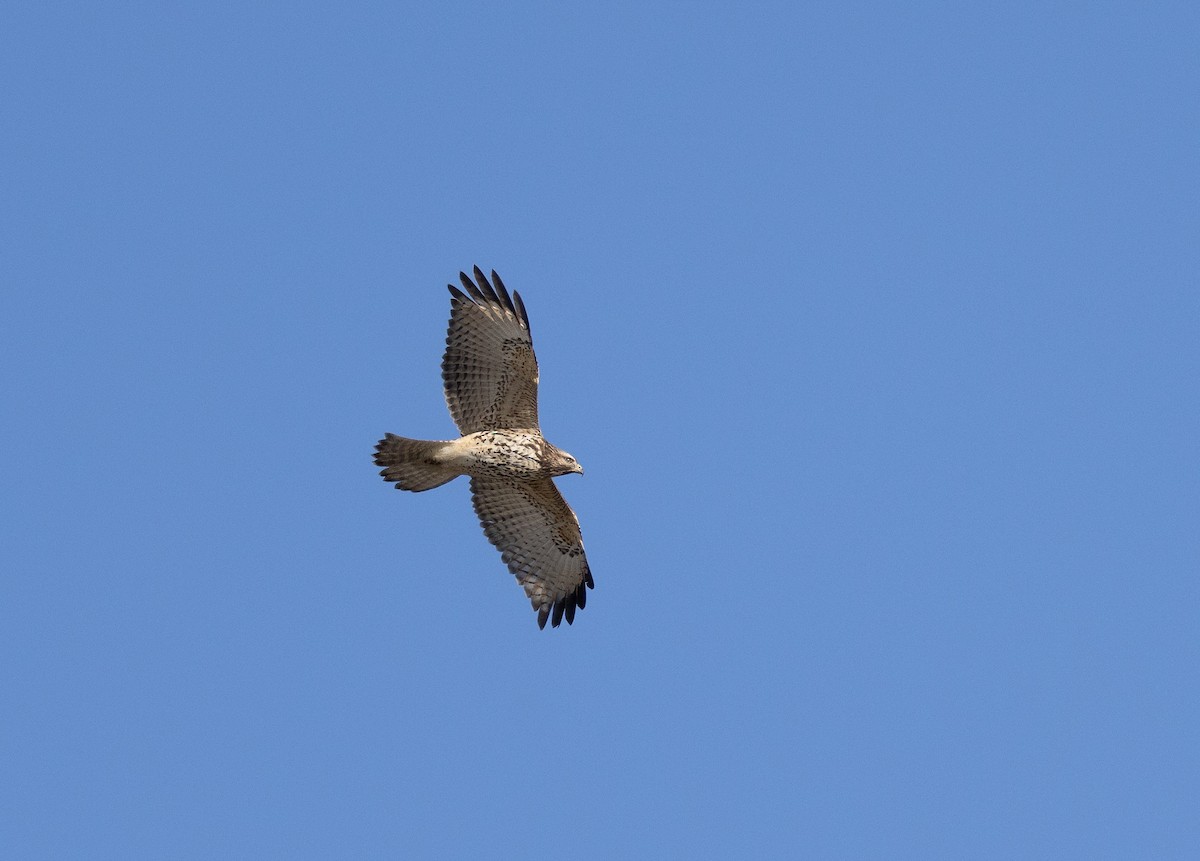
{"left": 551, "top": 448, "right": 584, "bottom": 477}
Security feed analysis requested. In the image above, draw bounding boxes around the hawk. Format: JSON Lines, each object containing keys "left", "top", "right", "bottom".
{"left": 373, "top": 267, "right": 593, "bottom": 629}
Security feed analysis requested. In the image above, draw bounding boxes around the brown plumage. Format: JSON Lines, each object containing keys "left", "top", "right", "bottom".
{"left": 373, "top": 267, "right": 593, "bottom": 629}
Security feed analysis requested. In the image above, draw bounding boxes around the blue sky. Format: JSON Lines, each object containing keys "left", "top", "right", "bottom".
{"left": 3, "top": 2, "right": 1197, "bottom": 858}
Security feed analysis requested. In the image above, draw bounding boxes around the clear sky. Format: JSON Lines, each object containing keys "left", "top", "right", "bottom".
{"left": 3, "top": 3, "right": 1197, "bottom": 858}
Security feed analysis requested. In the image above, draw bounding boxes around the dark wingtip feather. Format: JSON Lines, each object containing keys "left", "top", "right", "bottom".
{"left": 490, "top": 270, "right": 517, "bottom": 317}
{"left": 459, "top": 271, "right": 487, "bottom": 303}
{"left": 512, "top": 291, "right": 531, "bottom": 332}
{"left": 472, "top": 265, "right": 502, "bottom": 305}
{"left": 372, "top": 434, "right": 392, "bottom": 464}
{"left": 453, "top": 267, "right": 528, "bottom": 329}
{"left": 534, "top": 578, "right": 591, "bottom": 629}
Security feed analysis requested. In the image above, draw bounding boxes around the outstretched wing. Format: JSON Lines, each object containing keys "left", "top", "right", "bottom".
{"left": 469, "top": 476, "right": 594, "bottom": 629}
{"left": 442, "top": 267, "right": 539, "bottom": 434}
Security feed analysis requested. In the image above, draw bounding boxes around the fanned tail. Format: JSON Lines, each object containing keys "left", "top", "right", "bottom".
{"left": 373, "top": 433, "right": 459, "bottom": 492}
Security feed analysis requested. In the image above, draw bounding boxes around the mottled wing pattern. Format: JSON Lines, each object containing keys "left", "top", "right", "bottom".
{"left": 442, "top": 267, "right": 538, "bottom": 434}
{"left": 469, "top": 476, "right": 594, "bottom": 629}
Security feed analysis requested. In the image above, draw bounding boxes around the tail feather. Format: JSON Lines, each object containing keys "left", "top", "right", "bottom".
{"left": 374, "top": 433, "right": 459, "bottom": 492}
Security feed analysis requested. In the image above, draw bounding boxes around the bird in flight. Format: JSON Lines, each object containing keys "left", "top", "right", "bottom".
{"left": 373, "top": 267, "right": 593, "bottom": 629}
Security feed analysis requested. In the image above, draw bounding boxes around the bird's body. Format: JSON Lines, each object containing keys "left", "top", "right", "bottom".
{"left": 376, "top": 429, "right": 578, "bottom": 484}
{"left": 373, "top": 268, "right": 593, "bottom": 629}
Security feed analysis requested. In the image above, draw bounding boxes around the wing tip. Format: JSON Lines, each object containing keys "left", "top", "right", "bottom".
{"left": 450, "top": 267, "right": 529, "bottom": 331}
{"left": 458, "top": 270, "right": 487, "bottom": 303}
{"left": 535, "top": 573, "right": 593, "bottom": 629}
{"left": 472, "top": 265, "right": 502, "bottom": 306}
{"left": 512, "top": 290, "right": 531, "bottom": 332}
{"left": 489, "top": 269, "right": 519, "bottom": 319}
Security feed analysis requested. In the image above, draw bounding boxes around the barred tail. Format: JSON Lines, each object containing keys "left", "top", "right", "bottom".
{"left": 373, "top": 433, "right": 460, "bottom": 492}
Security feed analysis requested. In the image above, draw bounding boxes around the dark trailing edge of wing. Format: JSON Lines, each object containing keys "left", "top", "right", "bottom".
{"left": 446, "top": 267, "right": 531, "bottom": 332}
{"left": 536, "top": 563, "right": 595, "bottom": 630}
